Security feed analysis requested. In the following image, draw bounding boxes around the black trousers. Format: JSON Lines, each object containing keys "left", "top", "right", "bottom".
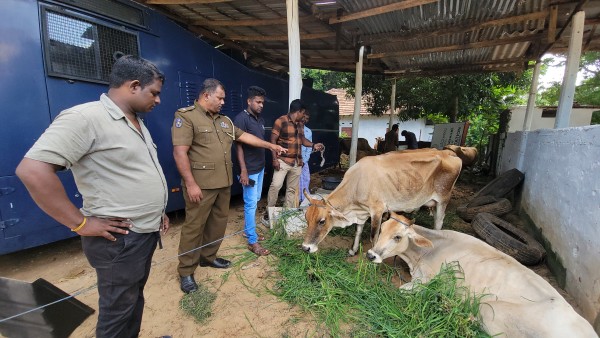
{"left": 82, "top": 231, "right": 158, "bottom": 338}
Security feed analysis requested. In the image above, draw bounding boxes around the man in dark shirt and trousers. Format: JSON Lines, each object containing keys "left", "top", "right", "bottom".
{"left": 264, "top": 99, "right": 324, "bottom": 223}
{"left": 234, "top": 86, "right": 270, "bottom": 256}
{"left": 383, "top": 124, "right": 399, "bottom": 153}
{"left": 401, "top": 129, "right": 419, "bottom": 149}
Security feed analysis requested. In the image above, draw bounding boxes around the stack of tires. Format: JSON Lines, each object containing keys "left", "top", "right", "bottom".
{"left": 456, "top": 168, "right": 546, "bottom": 266}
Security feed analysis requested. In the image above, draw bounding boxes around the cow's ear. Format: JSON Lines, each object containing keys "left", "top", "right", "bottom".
{"left": 329, "top": 207, "right": 349, "bottom": 222}
{"left": 411, "top": 233, "right": 433, "bottom": 248}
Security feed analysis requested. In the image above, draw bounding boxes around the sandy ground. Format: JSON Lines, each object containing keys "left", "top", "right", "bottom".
{"left": 0, "top": 169, "right": 577, "bottom": 338}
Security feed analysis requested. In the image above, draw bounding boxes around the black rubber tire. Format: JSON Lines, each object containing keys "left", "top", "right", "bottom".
{"left": 472, "top": 213, "right": 546, "bottom": 265}
{"left": 474, "top": 168, "right": 524, "bottom": 199}
{"left": 456, "top": 198, "right": 512, "bottom": 222}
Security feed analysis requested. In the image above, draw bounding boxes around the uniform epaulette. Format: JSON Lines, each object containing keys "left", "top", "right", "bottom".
{"left": 177, "top": 106, "right": 195, "bottom": 113}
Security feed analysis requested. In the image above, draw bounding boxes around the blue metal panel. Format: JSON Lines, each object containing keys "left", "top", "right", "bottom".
{"left": 0, "top": 173, "right": 81, "bottom": 254}
{"left": 0, "top": 0, "right": 52, "bottom": 177}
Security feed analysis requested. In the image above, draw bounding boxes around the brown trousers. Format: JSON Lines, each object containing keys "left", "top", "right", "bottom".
{"left": 177, "top": 186, "right": 231, "bottom": 276}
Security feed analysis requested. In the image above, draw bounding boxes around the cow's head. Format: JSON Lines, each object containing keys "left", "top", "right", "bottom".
{"left": 366, "top": 212, "right": 433, "bottom": 263}
{"left": 301, "top": 189, "right": 351, "bottom": 253}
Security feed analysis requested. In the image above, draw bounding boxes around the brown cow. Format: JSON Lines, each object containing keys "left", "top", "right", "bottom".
{"left": 339, "top": 137, "right": 377, "bottom": 156}
{"left": 367, "top": 213, "right": 597, "bottom": 337}
{"left": 302, "top": 149, "right": 462, "bottom": 255}
{"left": 443, "top": 145, "right": 478, "bottom": 167}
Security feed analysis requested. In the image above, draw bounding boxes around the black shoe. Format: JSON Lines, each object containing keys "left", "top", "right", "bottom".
{"left": 180, "top": 275, "right": 198, "bottom": 293}
{"left": 199, "top": 257, "right": 231, "bottom": 269}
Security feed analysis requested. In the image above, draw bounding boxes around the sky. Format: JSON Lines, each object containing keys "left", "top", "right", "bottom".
{"left": 538, "top": 54, "right": 588, "bottom": 87}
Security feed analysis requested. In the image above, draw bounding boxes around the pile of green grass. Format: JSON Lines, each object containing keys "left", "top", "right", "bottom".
{"left": 262, "top": 209, "right": 490, "bottom": 337}
{"left": 180, "top": 283, "right": 217, "bottom": 323}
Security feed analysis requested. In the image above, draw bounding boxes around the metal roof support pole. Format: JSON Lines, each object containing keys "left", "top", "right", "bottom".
{"left": 389, "top": 79, "right": 396, "bottom": 129}
{"left": 555, "top": 10, "right": 585, "bottom": 129}
{"left": 523, "top": 61, "right": 541, "bottom": 131}
{"left": 349, "top": 45, "right": 365, "bottom": 167}
{"left": 286, "top": 0, "right": 302, "bottom": 105}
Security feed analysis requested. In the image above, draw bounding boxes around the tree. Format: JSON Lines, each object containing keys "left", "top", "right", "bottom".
{"left": 301, "top": 68, "right": 350, "bottom": 91}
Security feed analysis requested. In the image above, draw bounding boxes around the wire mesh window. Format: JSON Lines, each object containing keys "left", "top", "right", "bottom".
{"left": 42, "top": 7, "right": 139, "bottom": 84}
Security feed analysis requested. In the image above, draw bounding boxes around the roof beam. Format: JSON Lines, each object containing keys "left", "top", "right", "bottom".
{"left": 547, "top": 5, "right": 558, "bottom": 43}
{"left": 384, "top": 57, "right": 532, "bottom": 74}
{"left": 227, "top": 32, "right": 336, "bottom": 41}
{"left": 329, "top": 0, "right": 437, "bottom": 24}
{"left": 197, "top": 16, "right": 312, "bottom": 27}
{"left": 385, "top": 66, "right": 525, "bottom": 78}
{"left": 146, "top": 0, "right": 231, "bottom": 4}
{"left": 367, "top": 11, "right": 548, "bottom": 45}
{"left": 368, "top": 34, "right": 539, "bottom": 59}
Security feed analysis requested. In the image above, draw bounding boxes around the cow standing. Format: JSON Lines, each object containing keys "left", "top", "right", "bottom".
{"left": 302, "top": 149, "right": 462, "bottom": 255}
{"left": 366, "top": 214, "right": 597, "bottom": 337}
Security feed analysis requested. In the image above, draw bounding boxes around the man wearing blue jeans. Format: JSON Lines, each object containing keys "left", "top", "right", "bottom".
{"left": 234, "top": 86, "right": 270, "bottom": 256}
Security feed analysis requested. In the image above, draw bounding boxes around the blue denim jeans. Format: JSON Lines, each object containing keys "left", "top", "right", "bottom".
{"left": 239, "top": 168, "right": 264, "bottom": 245}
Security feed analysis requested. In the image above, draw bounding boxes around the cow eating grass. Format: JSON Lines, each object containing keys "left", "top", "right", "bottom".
{"left": 302, "top": 149, "right": 462, "bottom": 255}
{"left": 366, "top": 213, "right": 597, "bottom": 337}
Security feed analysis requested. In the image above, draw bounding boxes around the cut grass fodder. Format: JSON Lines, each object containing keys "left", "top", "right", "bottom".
{"left": 262, "top": 212, "right": 490, "bottom": 337}
{"left": 180, "top": 283, "right": 217, "bottom": 323}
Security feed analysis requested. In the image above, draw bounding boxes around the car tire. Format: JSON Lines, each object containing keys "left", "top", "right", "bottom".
{"left": 472, "top": 212, "right": 546, "bottom": 265}
{"left": 456, "top": 197, "right": 512, "bottom": 222}
{"left": 473, "top": 168, "right": 524, "bottom": 199}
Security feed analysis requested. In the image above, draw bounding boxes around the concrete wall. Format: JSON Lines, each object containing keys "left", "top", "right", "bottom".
{"left": 498, "top": 125, "right": 600, "bottom": 330}
{"left": 508, "top": 106, "right": 594, "bottom": 132}
{"left": 339, "top": 115, "right": 433, "bottom": 147}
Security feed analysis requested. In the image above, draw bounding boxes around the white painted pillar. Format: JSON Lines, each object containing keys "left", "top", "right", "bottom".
{"left": 555, "top": 10, "right": 585, "bottom": 129}
{"left": 349, "top": 45, "right": 364, "bottom": 167}
{"left": 389, "top": 79, "right": 396, "bottom": 129}
{"left": 523, "top": 61, "right": 541, "bottom": 131}
{"left": 286, "top": 0, "right": 302, "bottom": 105}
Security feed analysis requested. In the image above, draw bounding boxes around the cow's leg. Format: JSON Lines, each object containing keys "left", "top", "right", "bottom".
{"left": 433, "top": 200, "right": 448, "bottom": 230}
{"left": 348, "top": 223, "right": 363, "bottom": 256}
{"left": 369, "top": 207, "right": 385, "bottom": 243}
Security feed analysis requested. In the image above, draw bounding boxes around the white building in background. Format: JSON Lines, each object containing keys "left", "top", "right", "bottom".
{"left": 508, "top": 105, "right": 598, "bottom": 132}
{"left": 327, "top": 88, "right": 433, "bottom": 147}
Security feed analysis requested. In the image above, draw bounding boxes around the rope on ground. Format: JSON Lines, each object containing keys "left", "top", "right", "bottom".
{"left": 0, "top": 229, "right": 243, "bottom": 324}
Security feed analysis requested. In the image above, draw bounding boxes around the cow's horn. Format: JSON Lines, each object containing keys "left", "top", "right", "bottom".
{"left": 303, "top": 189, "right": 315, "bottom": 204}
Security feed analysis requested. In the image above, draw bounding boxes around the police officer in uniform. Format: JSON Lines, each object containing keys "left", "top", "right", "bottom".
{"left": 172, "top": 78, "right": 286, "bottom": 294}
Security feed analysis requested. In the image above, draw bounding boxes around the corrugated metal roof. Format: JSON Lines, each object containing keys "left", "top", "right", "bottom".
{"left": 136, "top": 0, "right": 600, "bottom": 76}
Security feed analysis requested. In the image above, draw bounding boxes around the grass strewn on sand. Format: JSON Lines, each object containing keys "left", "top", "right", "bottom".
{"left": 263, "top": 209, "right": 490, "bottom": 337}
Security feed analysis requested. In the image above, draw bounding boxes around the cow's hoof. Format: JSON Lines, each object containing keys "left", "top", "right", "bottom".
{"left": 347, "top": 249, "right": 357, "bottom": 256}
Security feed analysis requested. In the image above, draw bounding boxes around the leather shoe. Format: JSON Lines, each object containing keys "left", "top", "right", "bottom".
{"left": 199, "top": 257, "right": 231, "bottom": 269}
{"left": 179, "top": 275, "right": 198, "bottom": 293}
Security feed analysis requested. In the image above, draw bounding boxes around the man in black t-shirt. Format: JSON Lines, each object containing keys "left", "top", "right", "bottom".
{"left": 234, "top": 86, "right": 270, "bottom": 256}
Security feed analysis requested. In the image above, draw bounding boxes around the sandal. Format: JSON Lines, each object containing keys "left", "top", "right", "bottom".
{"left": 248, "top": 243, "right": 270, "bottom": 256}
{"left": 243, "top": 233, "right": 266, "bottom": 241}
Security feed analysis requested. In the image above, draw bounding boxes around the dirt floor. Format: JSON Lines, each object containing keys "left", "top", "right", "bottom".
{"left": 0, "top": 168, "right": 576, "bottom": 338}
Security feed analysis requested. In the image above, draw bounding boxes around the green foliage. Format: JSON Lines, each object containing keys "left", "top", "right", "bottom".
{"left": 262, "top": 216, "right": 489, "bottom": 337}
{"left": 301, "top": 68, "right": 350, "bottom": 91}
{"left": 537, "top": 52, "right": 600, "bottom": 106}
{"left": 592, "top": 111, "right": 600, "bottom": 125}
{"left": 180, "top": 284, "right": 217, "bottom": 323}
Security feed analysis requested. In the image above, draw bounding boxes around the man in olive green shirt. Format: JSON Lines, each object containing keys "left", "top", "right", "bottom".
{"left": 172, "top": 78, "right": 285, "bottom": 293}
{"left": 16, "top": 56, "right": 169, "bottom": 338}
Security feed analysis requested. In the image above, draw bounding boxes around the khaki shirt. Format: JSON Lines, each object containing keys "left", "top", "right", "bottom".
{"left": 25, "top": 94, "right": 168, "bottom": 233}
{"left": 172, "top": 102, "right": 244, "bottom": 189}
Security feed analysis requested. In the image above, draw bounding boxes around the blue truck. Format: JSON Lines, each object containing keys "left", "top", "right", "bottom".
{"left": 0, "top": 0, "right": 339, "bottom": 254}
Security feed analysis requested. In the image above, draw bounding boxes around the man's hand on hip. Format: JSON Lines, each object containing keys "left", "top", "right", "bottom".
{"left": 76, "top": 217, "right": 132, "bottom": 241}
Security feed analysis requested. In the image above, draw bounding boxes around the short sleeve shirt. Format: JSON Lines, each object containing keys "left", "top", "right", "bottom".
{"left": 233, "top": 110, "right": 266, "bottom": 175}
{"left": 25, "top": 94, "right": 168, "bottom": 233}
{"left": 172, "top": 102, "right": 244, "bottom": 189}
{"left": 271, "top": 114, "right": 306, "bottom": 166}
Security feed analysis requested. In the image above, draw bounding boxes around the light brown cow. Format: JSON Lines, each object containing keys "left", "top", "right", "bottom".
{"left": 302, "top": 149, "right": 462, "bottom": 255}
{"left": 366, "top": 214, "right": 597, "bottom": 337}
{"left": 443, "top": 145, "right": 478, "bottom": 167}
